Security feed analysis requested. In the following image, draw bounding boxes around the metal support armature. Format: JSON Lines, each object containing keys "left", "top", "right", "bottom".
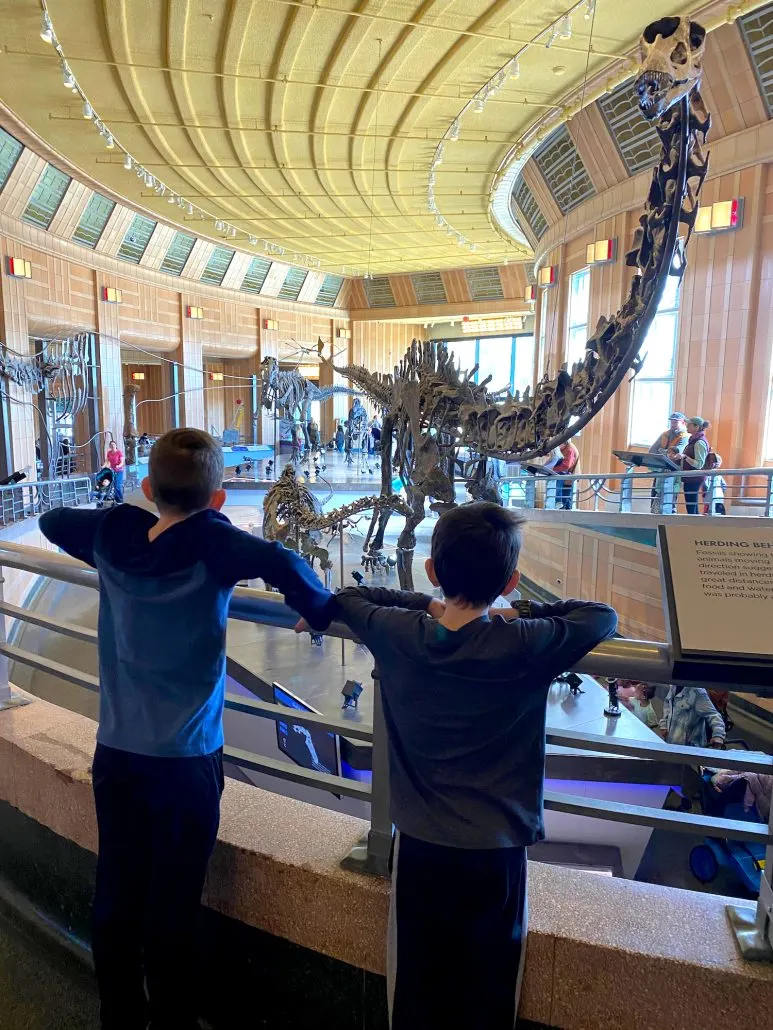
{"left": 341, "top": 670, "right": 392, "bottom": 878}
{"left": 604, "top": 676, "right": 622, "bottom": 718}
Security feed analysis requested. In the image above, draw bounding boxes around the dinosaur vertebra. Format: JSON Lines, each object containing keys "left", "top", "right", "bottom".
{"left": 327, "top": 17, "right": 710, "bottom": 588}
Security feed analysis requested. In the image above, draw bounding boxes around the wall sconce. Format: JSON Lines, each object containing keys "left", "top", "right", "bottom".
{"left": 131, "top": 372, "right": 145, "bottom": 381}
{"left": 586, "top": 239, "right": 616, "bottom": 265}
{"left": 263, "top": 318, "right": 278, "bottom": 331}
{"left": 537, "top": 265, "right": 557, "bottom": 287}
{"left": 186, "top": 305, "right": 204, "bottom": 319}
{"left": 102, "top": 286, "right": 122, "bottom": 303}
{"left": 7, "top": 257, "right": 32, "bottom": 279}
{"left": 524, "top": 285, "right": 537, "bottom": 303}
{"left": 208, "top": 372, "right": 224, "bottom": 382}
{"left": 336, "top": 328, "right": 351, "bottom": 339}
{"left": 695, "top": 198, "right": 744, "bottom": 235}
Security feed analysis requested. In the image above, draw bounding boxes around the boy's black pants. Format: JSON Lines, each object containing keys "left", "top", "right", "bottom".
{"left": 91, "top": 743, "right": 224, "bottom": 1030}
{"left": 389, "top": 833, "right": 527, "bottom": 1030}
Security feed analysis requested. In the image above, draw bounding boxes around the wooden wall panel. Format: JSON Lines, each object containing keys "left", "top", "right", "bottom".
{"left": 519, "top": 523, "right": 666, "bottom": 643}
{"left": 125, "top": 364, "right": 172, "bottom": 437}
{"left": 701, "top": 24, "right": 768, "bottom": 140}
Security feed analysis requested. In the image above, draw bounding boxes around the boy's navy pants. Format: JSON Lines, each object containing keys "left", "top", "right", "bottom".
{"left": 91, "top": 743, "right": 224, "bottom": 1030}
{"left": 389, "top": 833, "right": 528, "bottom": 1030}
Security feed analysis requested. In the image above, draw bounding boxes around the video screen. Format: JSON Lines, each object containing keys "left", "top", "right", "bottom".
{"left": 273, "top": 683, "right": 341, "bottom": 778}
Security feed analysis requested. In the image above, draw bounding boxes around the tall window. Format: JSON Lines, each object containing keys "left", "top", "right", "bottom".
{"left": 443, "top": 336, "right": 534, "bottom": 396}
{"left": 628, "top": 276, "right": 681, "bottom": 447}
{"left": 537, "top": 289, "right": 548, "bottom": 378}
{"left": 566, "top": 268, "right": 590, "bottom": 369}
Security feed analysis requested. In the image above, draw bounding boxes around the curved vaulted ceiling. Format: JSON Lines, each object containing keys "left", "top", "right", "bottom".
{"left": 0, "top": 0, "right": 738, "bottom": 274}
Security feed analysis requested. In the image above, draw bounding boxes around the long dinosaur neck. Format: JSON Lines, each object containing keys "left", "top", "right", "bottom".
{"left": 331, "top": 362, "right": 391, "bottom": 408}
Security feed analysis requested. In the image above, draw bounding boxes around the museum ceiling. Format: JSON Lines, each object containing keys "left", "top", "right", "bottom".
{"left": 0, "top": 1, "right": 761, "bottom": 275}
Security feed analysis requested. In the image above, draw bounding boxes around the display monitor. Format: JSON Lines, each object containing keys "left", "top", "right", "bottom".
{"left": 272, "top": 682, "right": 341, "bottom": 781}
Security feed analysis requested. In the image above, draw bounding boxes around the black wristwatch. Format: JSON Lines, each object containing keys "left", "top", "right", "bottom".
{"left": 511, "top": 599, "right": 533, "bottom": 618}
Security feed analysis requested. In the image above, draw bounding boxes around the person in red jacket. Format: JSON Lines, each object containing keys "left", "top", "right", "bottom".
{"left": 546, "top": 441, "right": 579, "bottom": 509}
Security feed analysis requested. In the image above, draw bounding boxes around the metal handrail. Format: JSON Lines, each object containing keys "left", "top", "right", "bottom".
{"left": 0, "top": 537, "right": 772, "bottom": 958}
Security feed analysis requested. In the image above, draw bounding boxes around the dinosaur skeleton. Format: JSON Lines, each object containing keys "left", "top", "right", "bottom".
{"left": 258, "top": 357, "right": 358, "bottom": 446}
{"left": 262, "top": 464, "right": 411, "bottom": 571}
{"left": 327, "top": 17, "right": 710, "bottom": 588}
{"left": 0, "top": 334, "right": 90, "bottom": 419}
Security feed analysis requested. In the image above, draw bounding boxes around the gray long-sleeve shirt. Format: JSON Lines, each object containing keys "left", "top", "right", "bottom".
{"left": 333, "top": 588, "right": 618, "bottom": 849}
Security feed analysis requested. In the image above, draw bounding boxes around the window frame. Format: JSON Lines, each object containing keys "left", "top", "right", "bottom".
{"left": 627, "top": 279, "right": 682, "bottom": 448}
{"left": 443, "top": 333, "right": 535, "bottom": 397}
{"left": 565, "top": 267, "right": 591, "bottom": 370}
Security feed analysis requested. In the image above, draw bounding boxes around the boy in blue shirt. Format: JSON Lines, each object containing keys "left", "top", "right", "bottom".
{"left": 41, "top": 428, "right": 334, "bottom": 1030}
{"left": 312, "top": 503, "right": 617, "bottom": 1030}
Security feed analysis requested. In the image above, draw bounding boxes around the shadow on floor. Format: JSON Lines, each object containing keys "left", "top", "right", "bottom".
{"left": 0, "top": 907, "right": 99, "bottom": 1030}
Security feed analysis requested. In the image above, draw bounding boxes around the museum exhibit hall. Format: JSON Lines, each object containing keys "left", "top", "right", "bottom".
{"left": 0, "top": 1, "right": 772, "bottom": 1028}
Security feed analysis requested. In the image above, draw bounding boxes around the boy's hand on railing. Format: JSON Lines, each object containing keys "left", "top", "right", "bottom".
{"left": 427, "top": 599, "right": 445, "bottom": 620}
{"left": 294, "top": 618, "right": 310, "bottom": 634}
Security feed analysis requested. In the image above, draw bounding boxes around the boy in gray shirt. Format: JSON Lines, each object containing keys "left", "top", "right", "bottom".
{"left": 313, "top": 502, "right": 617, "bottom": 1029}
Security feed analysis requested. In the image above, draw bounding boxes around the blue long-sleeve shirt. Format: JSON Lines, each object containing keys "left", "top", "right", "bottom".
{"left": 334, "top": 588, "right": 618, "bottom": 849}
{"left": 39, "top": 505, "right": 334, "bottom": 758}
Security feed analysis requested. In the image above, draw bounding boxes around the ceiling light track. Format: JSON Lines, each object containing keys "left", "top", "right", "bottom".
{"left": 35, "top": 0, "right": 330, "bottom": 272}
{"left": 427, "top": 0, "right": 614, "bottom": 255}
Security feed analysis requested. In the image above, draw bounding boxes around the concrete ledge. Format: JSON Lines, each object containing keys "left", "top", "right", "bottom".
{"left": 1, "top": 693, "right": 772, "bottom": 1029}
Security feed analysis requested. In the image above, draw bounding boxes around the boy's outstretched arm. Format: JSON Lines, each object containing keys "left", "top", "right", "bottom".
{"left": 324, "top": 586, "right": 443, "bottom": 642}
{"left": 210, "top": 525, "right": 334, "bottom": 630}
{"left": 511, "top": 598, "right": 618, "bottom": 681}
{"left": 39, "top": 508, "right": 109, "bottom": 568}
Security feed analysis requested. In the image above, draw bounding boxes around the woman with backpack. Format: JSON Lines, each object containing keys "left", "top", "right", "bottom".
{"left": 670, "top": 416, "right": 710, "bottom": 515}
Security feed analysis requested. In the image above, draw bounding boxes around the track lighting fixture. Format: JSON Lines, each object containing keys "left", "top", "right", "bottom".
{"left": 82, "top": 99, "right": 93, "bottom": 120}
{"left": 559, "top": 15, "right": 572, "bottom": 40}
{"left": 448, "top": 119, "right": 460, "bottom": 141}
{"left": 61, "top": 63, "right": 75, "bottom": 90}
{"left": 123, "top": 153, "right": 132, "bottom": 171}
{"left": 509, "top": 56, "right": 520, "bottom": 79}
{"left": 105, "top": 134, "right": 114, "bottom": 150}
{"left": 40, "top": 13, "right": 54, "bottom": 43}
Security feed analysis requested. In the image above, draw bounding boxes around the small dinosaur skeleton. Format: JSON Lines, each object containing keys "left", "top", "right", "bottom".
{"left": 326, "top": 17, "right": 710, "bottom": 588}
{"left": 262, "top": 464, "right": 411, "bottom": 571}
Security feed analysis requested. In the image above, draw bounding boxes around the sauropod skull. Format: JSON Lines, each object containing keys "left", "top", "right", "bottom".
{"left": 635, "top": 17, "right": 706, "bottom": 120}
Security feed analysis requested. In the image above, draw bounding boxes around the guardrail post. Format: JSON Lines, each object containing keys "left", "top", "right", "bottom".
{"left": 341, "top": 669, "right": 392, "bottom": 877}
{"left": 661, "top": 475, "right": 677, "bottom": 515}
{"left": 0, "top": 569, "right": 32, "bottom": 711}
{"left": 620, "top": 476, "right": 633, "bottom": 513}
{"left": 726, "top": 791, "right": 773, "bottom": 960}
{"left": 765, "top": 472, "right": 773, "bottom": 518}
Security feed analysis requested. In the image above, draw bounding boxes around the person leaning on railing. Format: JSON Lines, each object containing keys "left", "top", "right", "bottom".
{"left": 648, "top": 412, "right": 689, "bottom": 514}
{"left": 544, "top": 441, "right": 579, "bottom": 510}
{"left": 296, "top": 503, "right": 617, "bottom": 1030}
{"left": 39, "top": 428, "right": 336, "bottom": 1030}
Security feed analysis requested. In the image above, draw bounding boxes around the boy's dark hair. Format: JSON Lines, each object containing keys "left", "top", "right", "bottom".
{"left": 149, "top": 428, "right": 224, "bottom": 513}
{"left": 431, "top": 502, "right": 525, "bottom": 606}
{"left": 639, "top": 683, "right": 657, "bottom": 701}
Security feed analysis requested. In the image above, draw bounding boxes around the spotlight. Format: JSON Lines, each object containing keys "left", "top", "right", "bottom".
{"left": 40, "top": 13, "right": 54, "bottom": 43}
{"left": 123, "top": 153, "right": 132, "bottom": 170}
{"left": 82, "top": 100, "right": 93, "bottom": 120}
{"left": 62, "top": 63, "right": 75, "bottom": 90}
{"left": 186, "top": 202, "right": 194, "bottom": 215}
{"left": 341, "top": 680, "right": 363, "bottom": 710}
{"left": 105, "top": 133, "right": 115, "bottom": 150}
{"left": 509, "top": 56, "right": 520, "bottom": 79}
{"left": 473, "top": 95, "right": 485, "bottom": 114}
{"left": 215, "top": 220, "right": 225, "bottom": 231}
{"left": 144, "top": 171, "right": 154, "bottom": 187}
{"left": 448, "top": 119, "right": 460, "bottom": 141}
{"left": 585, "top": 0, "right": 596, "bottom": 20}
{"left": 249, "top": 235, "right": 258, "bottom": 245}
{"left": 559, "top": 15, "right": 572, "bottom": 40}
{"left": 168, "top": 194, "right": 177, "bottom": 204}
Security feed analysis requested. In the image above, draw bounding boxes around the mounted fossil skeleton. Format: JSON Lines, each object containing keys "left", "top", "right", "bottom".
{"left": 327, "top": 17, "right": 710, "bottom": 588}
{"left": 0, "top": 334, "right": 90, "bottom": 420}
{"left": 257, "top": 357, "right": 359, "bottom": 446}
{"left": 262, "top": 464, "right": 411, "bottom": 572}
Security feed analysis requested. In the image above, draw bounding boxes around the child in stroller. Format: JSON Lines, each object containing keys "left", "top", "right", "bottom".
{"left": 92, "top": 466, "right": 116, "bottom": 508}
